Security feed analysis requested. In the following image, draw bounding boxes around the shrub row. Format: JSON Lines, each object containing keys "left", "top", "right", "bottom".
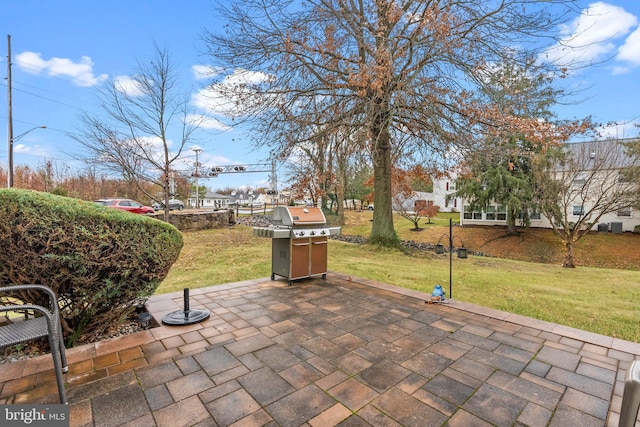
{"left": 0, "top": 189, "right": 183, "bottom": 346}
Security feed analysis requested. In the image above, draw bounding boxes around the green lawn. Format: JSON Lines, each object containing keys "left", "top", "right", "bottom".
{"left": 159, "top": 225, "right": 640, "bottom": 343}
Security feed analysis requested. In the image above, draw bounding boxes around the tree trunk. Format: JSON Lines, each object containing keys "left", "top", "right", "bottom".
{"left": 369, "top": 122, "right": 398, "bottom": 246}
{"left": 506, "top": 207, "right": 518, "bottom": 235}
{"left": 563, "top": 240, "right": 576, "bottom": 268}
{"left": 335, "top": 178, "right": 345, "bottom": 223}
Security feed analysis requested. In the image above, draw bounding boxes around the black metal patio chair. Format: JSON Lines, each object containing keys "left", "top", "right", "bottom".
{"left": 0, "top": 284, "right": 68, "bottom": 404}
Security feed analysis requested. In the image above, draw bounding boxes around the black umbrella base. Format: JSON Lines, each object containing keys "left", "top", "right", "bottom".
{"left": 162, "top": 309, "right": 210, "bottom": 326}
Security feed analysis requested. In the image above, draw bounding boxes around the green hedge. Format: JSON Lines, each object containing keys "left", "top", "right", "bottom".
{"left": 0, "top": 189, "right": 183, "bottom": 346}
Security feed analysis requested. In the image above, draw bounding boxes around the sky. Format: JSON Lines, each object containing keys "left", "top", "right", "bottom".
{"left": 1, "top": 0, "right": 640, "bottom": 193}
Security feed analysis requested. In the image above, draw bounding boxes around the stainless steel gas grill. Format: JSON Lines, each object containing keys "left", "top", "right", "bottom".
{"left": 253, "top": 206, "right": 341, "bottom": 285}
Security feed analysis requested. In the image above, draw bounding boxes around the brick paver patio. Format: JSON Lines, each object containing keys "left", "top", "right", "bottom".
{"left": 1, "top": 272, "right": 639, "bottom": 426}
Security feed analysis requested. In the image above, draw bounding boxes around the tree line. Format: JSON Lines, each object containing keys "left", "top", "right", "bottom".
{"left": 22, "top": 0, "right": 638, "bottom": 270}
{"left": 0, "top": 162, "right": 190, "bottom": 206}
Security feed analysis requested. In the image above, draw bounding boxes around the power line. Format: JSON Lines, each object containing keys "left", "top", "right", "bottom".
{"left": 12, "top": 79, "right": 93, "bottom": 105}
{"left": 0, "top": 81, "right": 86, "bottom": 111}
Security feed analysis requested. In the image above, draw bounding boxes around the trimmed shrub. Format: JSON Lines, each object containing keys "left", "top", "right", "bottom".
{"left": 0, "top": 189, "right": 183, "bottom": 346}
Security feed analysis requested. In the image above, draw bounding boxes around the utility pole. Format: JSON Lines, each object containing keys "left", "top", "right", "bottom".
{"left": 271, "top": 159, "right": 277, "bottom": 205}
{"left": 7, "top": 35, "right": 14, "bottom": 188}
{"left": 192, "top": 148, "right": 202, "bottom": 209}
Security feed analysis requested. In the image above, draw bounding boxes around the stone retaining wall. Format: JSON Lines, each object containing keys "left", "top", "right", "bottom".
{"left": 153, "top": 210, "right": 235, "bottom": 231}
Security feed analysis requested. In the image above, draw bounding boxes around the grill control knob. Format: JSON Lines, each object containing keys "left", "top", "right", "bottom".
{"left": 320, "top": 230, "right": 326, "bottom": 235}
{"left": 310, "top": 231, "right": 316, "bottom": 236}
{"left": 298, "top": 231, "right": 305, "bottom": 236}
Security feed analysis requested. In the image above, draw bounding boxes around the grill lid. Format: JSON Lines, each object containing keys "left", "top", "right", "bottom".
{"left": 272, "top": 206, "right": 326, "bottom": 227}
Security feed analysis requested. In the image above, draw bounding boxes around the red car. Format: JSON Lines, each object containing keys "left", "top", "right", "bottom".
{"left": 96, "top": 198, "right": 155, "bottom": 215}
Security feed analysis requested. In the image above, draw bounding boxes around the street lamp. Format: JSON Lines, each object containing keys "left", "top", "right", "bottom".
{"left": 7, "top": 125, "right": 46, "bottom": 188}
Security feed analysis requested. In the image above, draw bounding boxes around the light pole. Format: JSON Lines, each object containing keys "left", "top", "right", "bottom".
{"left": 191, "top": 148, "right": 202, "bottom": 209}
{"left": 7, "top": 125, "right": 46, "bottom": 188}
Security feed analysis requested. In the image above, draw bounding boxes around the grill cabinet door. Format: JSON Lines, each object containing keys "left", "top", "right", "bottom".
{"left": 310, "top": 237, "right": 328, "bottom": 275}
{"left": 290, "top": 239, "right": 310, "bottom": 279}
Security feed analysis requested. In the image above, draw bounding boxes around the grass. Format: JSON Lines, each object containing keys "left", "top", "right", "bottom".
{"left": 158, "top": 213, "right": 640, "bottom": 343}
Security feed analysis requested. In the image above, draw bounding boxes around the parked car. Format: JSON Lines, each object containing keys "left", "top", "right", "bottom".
{"left": 152, "top": 199, "right": 185, "bottom": 211}
{"left": 95, "top": 198, "right": 155, "bottom": 215}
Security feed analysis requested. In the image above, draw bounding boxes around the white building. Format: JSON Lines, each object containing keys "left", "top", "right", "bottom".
{"left": 454, "top": 139, "right": 640, "bottom": 232}
{"left": 188, "top": 191, "right": 232, "bottom": 209}
{"left": 394, "top": 175, "right": 462, "bottom": 213}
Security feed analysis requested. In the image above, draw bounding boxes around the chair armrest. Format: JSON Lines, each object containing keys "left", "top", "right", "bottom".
{"left": 0, "top": 285, "right": 59, "bottom": 315}
{"left": 0, "top": 304, "right": 52, "bottom": 317}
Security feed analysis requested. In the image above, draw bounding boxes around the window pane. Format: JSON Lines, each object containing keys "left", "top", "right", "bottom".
{"left": 486, "top": 206, "right": 495, "bottom": 220}
{"left": 463, "top": 206, "right": 471, "bottom": 219}
{"left": 618, "top": 207, "right": 632, "bottom": 217}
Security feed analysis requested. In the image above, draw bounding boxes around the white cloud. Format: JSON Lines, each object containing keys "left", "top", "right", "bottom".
{"left": 597, "top": 119, "right": 640, "bottom": 139}
{"left": 617, "top": 26, "right": 640, "bottom": 66}
{"left": 137, "top": 135, "right": 168, "bottom": 149}
{"left": 202, "top": 153, "right": 233, "bottom": 167}
{"left": 191, "top": 65, "right": 223, "bottom": 80}
{"left": 173, "top": 151, "right": 232, "bottom": 171}
{"left": 15, "top": 51, "right": 108, "bottom": 87}
{"left": 185, "top": 114, "right": 231, "bottom": 131}
{"left": 611, "top": 65, "right": 631, "bottom": 75}
{"left": 543, "top": 2, "right": 637, "bottom": 67}
{"left": 191, "top": 68, "right": 274, "bottom": 116}
{"left": 192, "top": 86, "right": 232, "bottom": 115}
{"left": 224, "top": 69, "right": 272, "bottom": 86}
{"left": 114, "top": 75, "right": 144, "bottom": 96}
{"left": 13, "top": 143, "right": 51, "bottom": 159}
{"left": 13, "top": 143, "right": 33, "bottom": 153}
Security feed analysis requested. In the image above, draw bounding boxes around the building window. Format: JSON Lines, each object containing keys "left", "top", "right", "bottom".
{"left": 473, "top": 210, "right": 483, "bottom": 220}
{"left": 530, "top": 208, "right": 541, "bottom": 220}
{"left": 573, "top": 175, "right": 586, "bottom": 187}
{"left": 486, "top": 206, "right": 496, "bottom": 220}
{"left": 572, "top": 205, "right": 585, "bottom": 216}
{"left": 448, "top": 182, "right": 456, "bottom": 191}
{"left": 497, "top": 205, "right": 507, "bottom": 221}
{"left": 618, "top": 207, "right": 632, "bottom": 217}
{"left": 463, "top": 206, "right": 472, "bottom": 220}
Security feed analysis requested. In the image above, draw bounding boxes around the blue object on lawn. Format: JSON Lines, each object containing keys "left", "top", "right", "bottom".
{"left": 432, "top": 284, "right": 445, "bottom": 299}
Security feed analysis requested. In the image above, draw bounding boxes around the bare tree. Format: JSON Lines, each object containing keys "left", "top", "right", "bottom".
{"left": 533, "top": 139, "right": 640, "bottom": 268}
{"left": 202, "top": 0, "right": 584, "bottom": 246}
{"left": 623, "top": 136, "right": 640, "bottom": 210}
{"left": 72, "top": 44, "right": 201, "bottom": 220}
{"left": 392, "top": 166, "right": 432, "bottom": 230}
